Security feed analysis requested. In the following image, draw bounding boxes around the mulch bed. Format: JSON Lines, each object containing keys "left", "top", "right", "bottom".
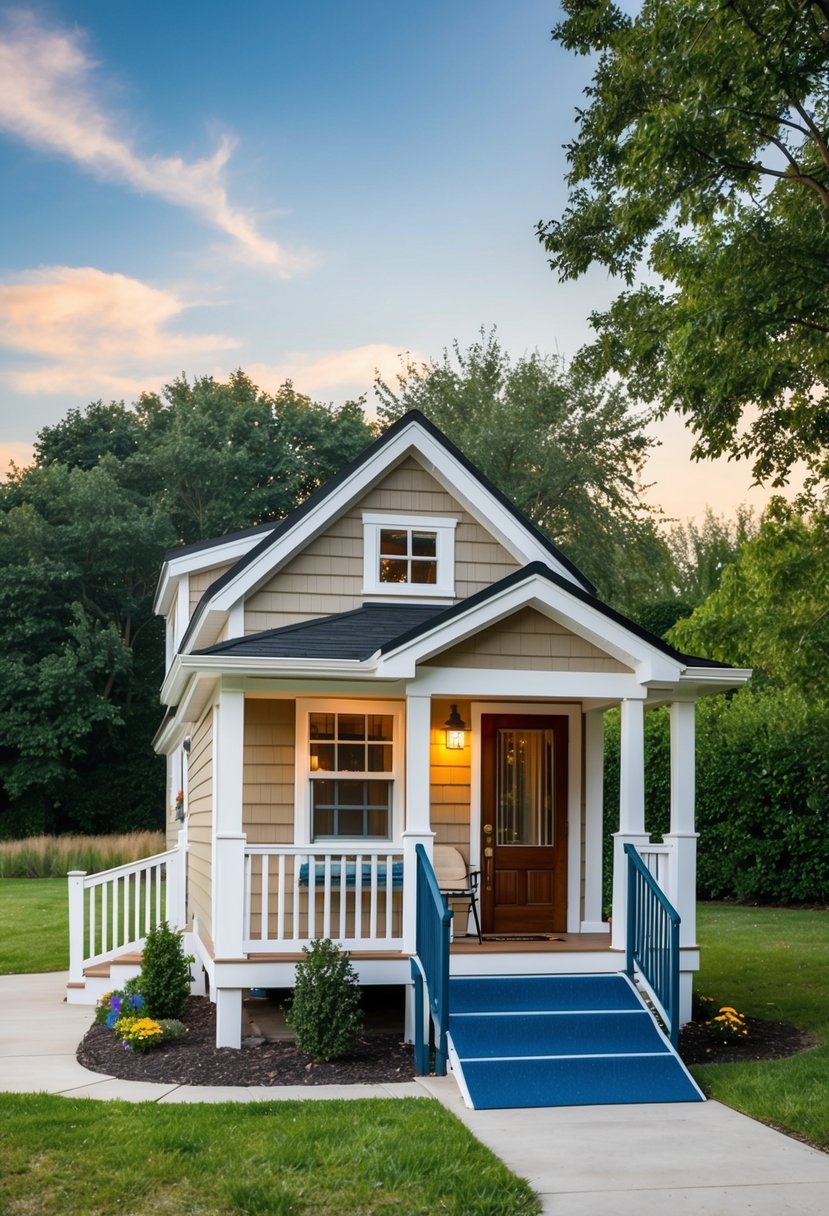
{"left": 77, "top": 997, "right": 415, "bottom": 1087}
{"left": 77, "top": 997, "right": 814, "bottom": 1087}
{"left": 679, "top": 1012, "right": 816, "bottom": 1066}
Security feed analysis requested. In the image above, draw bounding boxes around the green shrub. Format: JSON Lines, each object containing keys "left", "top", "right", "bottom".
{"left": 603, "top": 686, "right": 829, "bottom": 904}
{"left": 140, "top": 921, "right": 193, "bottom": 1020}
{"left": 284, "top": 938, "right": 364, "bottom": 1061}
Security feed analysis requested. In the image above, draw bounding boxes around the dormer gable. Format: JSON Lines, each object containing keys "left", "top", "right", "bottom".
{"left": 172, "top": 412, "right": 594, "bottom": 656}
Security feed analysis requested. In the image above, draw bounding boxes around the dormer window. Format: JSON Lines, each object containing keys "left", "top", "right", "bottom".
{"left": 362, "top": 513, "right": 457, "bottom": 597}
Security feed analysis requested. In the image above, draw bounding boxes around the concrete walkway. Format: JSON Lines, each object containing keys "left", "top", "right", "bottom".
{"left": 3, "top": 972, "right": 829, "bottom": 1214}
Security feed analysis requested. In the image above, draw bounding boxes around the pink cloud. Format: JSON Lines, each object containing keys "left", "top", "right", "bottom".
{"left": 0, "top": 266, "right": 239, "bottom": 395}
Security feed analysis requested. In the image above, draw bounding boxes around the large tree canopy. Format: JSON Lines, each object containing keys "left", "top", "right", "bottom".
{"left": 375, "top": 330, "right": 667, "bottom": 608}
{"left": 668, "top": 502, "right": 829, "bottom": 689}
{"left": 35, "top": 371, "right": 375, "bottom": 544}
{"left": 1, "top": 374, "right": 374, "bottom": 836}
{"left": 540, "top": 0, "right": 829, "bottom": 487}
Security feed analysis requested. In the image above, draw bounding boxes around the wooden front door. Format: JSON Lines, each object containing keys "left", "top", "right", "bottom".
{"left": 480, "top": 714, "right": 568, "bottom": 934}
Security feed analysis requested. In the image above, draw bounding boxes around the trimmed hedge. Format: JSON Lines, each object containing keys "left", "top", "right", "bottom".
{"left": 603, "top": 687, "right": 829, "bottom": 904}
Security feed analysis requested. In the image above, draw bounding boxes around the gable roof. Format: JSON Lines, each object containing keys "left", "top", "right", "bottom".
{"left": 175, "top": 410, "right": 596, "bottom": 654}
{"left": 194, "top": 561, "right": 731, "bottom": 673}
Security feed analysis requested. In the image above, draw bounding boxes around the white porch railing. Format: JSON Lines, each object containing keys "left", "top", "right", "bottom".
{"left": 639, "top": 843, "right": 671, "bottom": 894}
{"left": 244, "top": 845, "right": 404, "bottom": 952}
{"left": 68, "top": 848, "right": 185, "bottom": 984}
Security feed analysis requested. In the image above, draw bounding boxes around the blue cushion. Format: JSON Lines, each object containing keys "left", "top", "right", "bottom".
{"left": 298, "top": 860, "right": 404, "bottom": 888}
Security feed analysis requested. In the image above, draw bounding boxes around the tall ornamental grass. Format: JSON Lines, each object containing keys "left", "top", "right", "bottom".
{"left": 0, "top": 832, "right": 165, "bottom": 878}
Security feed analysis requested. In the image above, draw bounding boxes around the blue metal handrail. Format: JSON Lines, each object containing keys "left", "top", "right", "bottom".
{"left": 411, "top": 843, "right": 452, "bottom": 1075}
{"left": 624, "top": 843, "right": 681, "bottom": 1048}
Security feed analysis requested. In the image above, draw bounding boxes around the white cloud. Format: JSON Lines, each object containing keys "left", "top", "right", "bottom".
{"left": 0, "top": 10, "right": 306, "bottom": 271}
{"left": 0, "top": 265, "right": 239, "bottom": 395}
{"left": 248, "top": 343, "right": 427, "bottom": 400}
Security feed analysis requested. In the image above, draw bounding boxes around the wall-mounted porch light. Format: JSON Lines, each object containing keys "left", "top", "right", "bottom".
{"left": 444, "top": 704, "right": 467, "bottom": 750}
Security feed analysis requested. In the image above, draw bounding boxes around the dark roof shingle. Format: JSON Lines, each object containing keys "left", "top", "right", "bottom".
{"left": 194, "top": 602, "right": 445, "bottom": 661}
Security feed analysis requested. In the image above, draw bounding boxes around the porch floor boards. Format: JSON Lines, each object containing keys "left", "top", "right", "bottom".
{"left": 450, "top": 933, "right": 613, "bottom": 955}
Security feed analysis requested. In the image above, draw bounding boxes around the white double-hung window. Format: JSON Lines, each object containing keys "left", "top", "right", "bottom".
{"left": 295, "top": 700, "right": 403, "bottom": 842}
{"left": 362, "top": 513, "right": 457, "bottom": 597}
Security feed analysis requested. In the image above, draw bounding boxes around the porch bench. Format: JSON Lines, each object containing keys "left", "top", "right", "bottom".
{"left": 297, "top": 861, "right": 404, "bottom": 888}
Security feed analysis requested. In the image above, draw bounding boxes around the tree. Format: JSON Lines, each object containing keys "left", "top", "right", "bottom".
{"left": 375, "top": 330, "right": 668, "bottom": 609}
{"left": 2, "top": 373, "right": 375, "bottom": 836}
{"left": 633, "top": 506, "right": 758, "bottom": 636}
{"left": 35, "top": 371, "right": 375, "bottom": 544}
{"left": 0, "top": 462, "right": 173, "bottom": 834}
{"left": 668, "top": 502, "right": 829, "bottom": 690}
{"left": 539, "top": 1, "right": 829, "bottom": 488}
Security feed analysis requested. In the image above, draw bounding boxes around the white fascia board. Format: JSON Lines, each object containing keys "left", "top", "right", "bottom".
{"left": 153, "top": 531, "right": 268, "bottom": 616}
{"left": 183, "top": 420, "right": 589, "bottom": 651}
{"left": 680, "top": 666, "right": 753, "bottom": 694}
{"left": 410, "top": 667, "right": 645, "bottom": 700}
{"left": 163, "top": 653, "right": 377, "bottom": 706}
{"left": 376, "top": 573, "right": 683, "bottom": 683}
{"left": 410, "top": 433, "right": 588, "bottom": 589}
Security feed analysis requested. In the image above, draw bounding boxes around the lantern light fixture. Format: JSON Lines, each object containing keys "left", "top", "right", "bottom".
{"left": 444, "top": 704, "right": 467, "bottom": 750}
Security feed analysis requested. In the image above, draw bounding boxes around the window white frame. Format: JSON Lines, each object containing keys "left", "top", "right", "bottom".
{"left": 362, "top": 512, "right": 457, "bottom": 597}
{"left": 294, "top": 699, "right": 405, "bottom": 845}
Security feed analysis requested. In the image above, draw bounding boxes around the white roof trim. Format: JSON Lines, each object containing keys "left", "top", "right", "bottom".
{"left": 180, "top": 417, "right": 590, "bottom": 654}
{"left": 375, "top": 571, "right": 686, "bottom": 683}
{"left": 154, "top": 529, "right": 272, "bottom": 616}
{"left": 161, "top": 653, "right": 376, "bottom": 707}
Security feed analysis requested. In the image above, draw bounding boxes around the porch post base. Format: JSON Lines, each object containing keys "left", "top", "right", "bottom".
{"left": 611, "top": 832, "right": 650, "bottom": 951}
{"left": 679, "top": 970, "right": 694, "bottom": 1026}
{"left": 401, "top": 830, "right": 435, "bottom": 955}
{"left": 215, "top": 987, "right": 243, "bottom": 1049}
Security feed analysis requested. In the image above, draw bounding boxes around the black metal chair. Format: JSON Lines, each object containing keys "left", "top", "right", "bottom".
{"left": 434, "top": 845, "right": 482, "bottom": 942}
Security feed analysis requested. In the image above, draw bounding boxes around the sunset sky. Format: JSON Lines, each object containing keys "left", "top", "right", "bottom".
{"left": 0, "top": 2, "right": 788, "bottom": 522}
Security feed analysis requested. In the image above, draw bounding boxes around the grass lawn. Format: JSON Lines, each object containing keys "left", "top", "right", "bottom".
{"left": 694, "top": 902, "right": 829, "bottom": 1149}
{"left": 0, "top": 878, "right": 68, "bottom": 974}
{"left": 0, "top": 1094, "right": 539, "bottom": 1216}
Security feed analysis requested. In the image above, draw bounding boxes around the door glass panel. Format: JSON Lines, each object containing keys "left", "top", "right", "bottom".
{"left": 496, "top": 729, "right": 554, "bottom": 846}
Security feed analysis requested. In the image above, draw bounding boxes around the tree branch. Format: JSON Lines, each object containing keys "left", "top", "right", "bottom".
{"left": 789, "top": 98, "right": 829, "bottom": 171}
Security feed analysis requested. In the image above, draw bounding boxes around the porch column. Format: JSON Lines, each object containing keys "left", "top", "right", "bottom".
{"left": 402, "top": 694, "right": 435, "bottom": 954}
{"left": 612, "top": 697, "right": 649, "bottom": 949}
{"left": 582, "top": 709, "right": 606, "bottom": 933}
{"left": 212, "top": 684, "right": 246, "bottom": 1049}
{"left": 664, "top": 699, "right": 698, "bottom": 1023}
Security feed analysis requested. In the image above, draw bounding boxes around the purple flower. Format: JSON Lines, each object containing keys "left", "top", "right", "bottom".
{"left": 110, "top": 995, "right": 122, "bottom": 1014}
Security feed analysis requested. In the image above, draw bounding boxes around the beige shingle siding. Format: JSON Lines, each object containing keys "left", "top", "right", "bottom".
{"left": 428, "top": 607, "right": 631, "bottom": 673}
{"left": 243, "top": 698, "right": 296, "bottom": 843}
{"left": 189, "top": 563, "right": 234, "bottom": 614}
{"left": 186, "top": 706, "right": 213, "bottom": 946}
{"left": 429, "top": 699, "right": 472, "bottom": 856}
{"left": 244, "top": 456, "right": 521, "bottom": 634}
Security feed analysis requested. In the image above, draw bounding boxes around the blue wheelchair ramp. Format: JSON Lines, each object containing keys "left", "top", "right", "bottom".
{"left": 447, "top": 974, "right": 703, "bottom": 1110}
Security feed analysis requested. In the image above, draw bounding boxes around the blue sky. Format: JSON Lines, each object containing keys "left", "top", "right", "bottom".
{"left": 0, "top": 1, "right": 782, "bottom": 520}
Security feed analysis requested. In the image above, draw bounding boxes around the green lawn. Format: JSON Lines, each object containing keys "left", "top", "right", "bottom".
{"left": 0, "top": 878, "right": 68, "bottom": 973}
{"left": 693, "top": 902, "right": 829, "bottom": 1148}
{"left": 0, "top": 1094, "right": 539, "bottom": 1216}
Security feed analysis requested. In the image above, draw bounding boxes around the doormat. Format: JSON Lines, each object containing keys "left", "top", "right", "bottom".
{"left": 481, "top": 934, "right": 564, "bottom": 942}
